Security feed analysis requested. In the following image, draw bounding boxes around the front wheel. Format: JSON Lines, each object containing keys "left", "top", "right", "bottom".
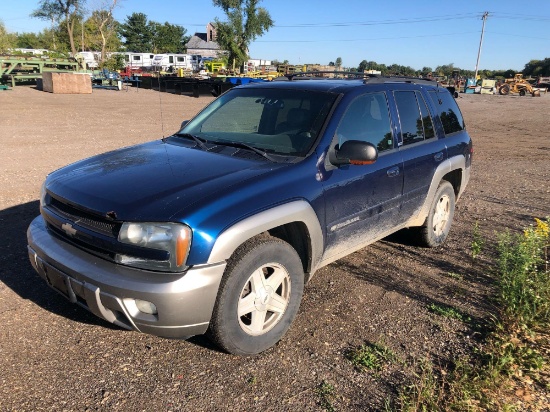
{"left": 418, "top": 181, "right": 456, "bottom": 247}
{"left": 207, "top": 236, "right": 304, "bottom": 355}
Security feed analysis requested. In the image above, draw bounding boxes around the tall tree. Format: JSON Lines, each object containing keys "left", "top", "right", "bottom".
{"left": 88, "top": 0, "right": 120, "bottom": 64}
{"left": 335, "top": 57, "right": 342, "bottom": 70}
{"left": 32, "top": 0, "right": 85, "bottom": 55}
{"left": 434, "top": 63, "right": 455, "bottom": 77}
{"left": 151, "top": 22, "right": 189, "bottom": 53}
{"left": 15, "top": 32, "right": 47, "bottom": 49}
{"left": 119, "top": 12, "right": 152, "bottom": 52}
{"left": 357, "top": 60, "right": 368, "bottom": 73}
{"left": 213, "top": 0, "right": 273, "bottom": 70}
{"left": 0, "top": 20, "right": 16, "bottom": 52}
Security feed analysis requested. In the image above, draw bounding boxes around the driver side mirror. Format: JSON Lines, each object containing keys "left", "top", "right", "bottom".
{"left": 330, "top": 140, "right": 378, "bottom": 166}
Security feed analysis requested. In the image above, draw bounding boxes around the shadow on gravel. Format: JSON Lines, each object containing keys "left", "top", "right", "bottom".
{"left": 0, "top": 201, "right": 114, "bottom": 328}
{"left": 343, "top": 234, "right": 496, "bottom": 322}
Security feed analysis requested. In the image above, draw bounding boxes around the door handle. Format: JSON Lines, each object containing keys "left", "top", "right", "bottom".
{"left": 434, "top": 152, "right": 444, "bottom": 162}
{"left": 387, "top": 167, "right": 400, "bottom": 177}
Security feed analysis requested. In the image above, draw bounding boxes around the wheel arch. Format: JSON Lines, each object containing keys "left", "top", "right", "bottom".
{"left": 406, "top": 154, "right": 468, "bottom": 227}
{"left": 207, "top": 200, "right": 323, "bottom": 281}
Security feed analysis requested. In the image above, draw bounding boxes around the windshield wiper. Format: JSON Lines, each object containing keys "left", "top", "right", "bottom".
{"left": 174, "top": 133, "right": 209, "bottom": 151}
{"left": 214, "top": 140, "right": 278, "bottom": 162}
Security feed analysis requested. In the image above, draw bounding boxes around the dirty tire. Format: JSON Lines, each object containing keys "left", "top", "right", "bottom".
{"left": 418, "top": 181, "right": 455, "bottom": 247}
{"left": 207, "top": 236, "right": 304, "bottom": 356}
{"left": 519, "top": 89, "right": 526, "bottom": 97}
{"left": 499, "top": 84, "right": 510, "bottom": 95}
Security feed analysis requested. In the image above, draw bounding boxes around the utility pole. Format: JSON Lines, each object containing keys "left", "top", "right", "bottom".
{"left": 474, "top": 11, "right": 489, "bottom": 82}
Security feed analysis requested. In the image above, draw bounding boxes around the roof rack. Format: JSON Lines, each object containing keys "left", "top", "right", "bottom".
{"left": 280, "top": 71, "right": 438, "bottom": 86}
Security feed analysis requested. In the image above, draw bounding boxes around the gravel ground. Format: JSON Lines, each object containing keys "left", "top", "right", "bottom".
{"left": 1, "top": 85, "right": 549, "bottom": 411}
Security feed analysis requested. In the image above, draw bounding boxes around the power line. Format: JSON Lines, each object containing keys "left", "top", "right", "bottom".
{"left": 255, "top": 31, "right": 479, "bottom": 43}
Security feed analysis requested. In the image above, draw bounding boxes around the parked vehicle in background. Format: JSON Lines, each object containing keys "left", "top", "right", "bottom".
{"left": 119, "top": 52, "right": 155, "bottom": 69}
{"left": 152, "top": 53, "right": 200, "bottom": 72}
{"left": 27, "top": 73, "right": 472, "bottom": 356}
{"left": 75, "top": 52, "right": 100, "bottom": 69}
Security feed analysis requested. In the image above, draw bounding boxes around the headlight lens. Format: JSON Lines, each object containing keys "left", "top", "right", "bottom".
{"left": 116, "top": 222, "right": 191, "bottom": 272}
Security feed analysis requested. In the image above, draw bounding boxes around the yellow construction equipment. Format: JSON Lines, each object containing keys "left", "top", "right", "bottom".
{"left": 499, "top": 73, "right": 540, "bottom": 97}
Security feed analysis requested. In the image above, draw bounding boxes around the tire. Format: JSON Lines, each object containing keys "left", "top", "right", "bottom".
{"left": 519, "top": 89, "right": 526, "bottom": 97}
{"left": 207, "top": 236, "right": 304, "bottom": 355}
{"left": 418, "top": 181, "right": 455, "bottom": 247}
{"left": 499, "top": 84, "right": 510, "bottom": 95}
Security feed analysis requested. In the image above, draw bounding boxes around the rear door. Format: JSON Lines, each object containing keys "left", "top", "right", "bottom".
{"left": 392, "top": 89, "right": 447, "bottom": 218}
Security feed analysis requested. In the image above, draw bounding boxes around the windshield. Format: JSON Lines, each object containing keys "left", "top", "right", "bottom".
{"left": 178, "top": 87, "right": 337, "bottom": 157}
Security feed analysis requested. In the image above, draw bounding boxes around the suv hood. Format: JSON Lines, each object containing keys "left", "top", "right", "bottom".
{"left": 46, "top": 140, "right": 282, "bottom": 221}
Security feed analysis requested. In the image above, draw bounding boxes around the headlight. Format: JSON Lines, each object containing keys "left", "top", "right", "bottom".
{"left": 116, "top": 222, "right": 191, "bottom": 272}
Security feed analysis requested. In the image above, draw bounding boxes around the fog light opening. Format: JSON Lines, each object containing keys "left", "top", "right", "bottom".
{"left": 135, "top": 299, "right": 158, "bottom": 315}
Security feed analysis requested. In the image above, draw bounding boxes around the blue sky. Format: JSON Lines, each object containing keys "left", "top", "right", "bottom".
{"left": 3, "top": 0, "right": 550, "bottom": 71}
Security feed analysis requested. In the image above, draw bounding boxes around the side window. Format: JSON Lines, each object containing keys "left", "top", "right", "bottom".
{"left": 428, "top": 90, "right": 465, "bottom": 135}
{"left": 417, "top": 93, "right": 435, "bottom": 139}
{"left": 336, "top": 92, "right": 393, "bottom": 152}
{"left": 394, "top": 91, "right": 423, "bottom": 146}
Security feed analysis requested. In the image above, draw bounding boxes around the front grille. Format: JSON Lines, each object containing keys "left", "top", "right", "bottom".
{"left": 42, "top": 194, "right": 169, "bottom": 264}
{"left": 47, "top": 196, "right": 120, "bottom": 237}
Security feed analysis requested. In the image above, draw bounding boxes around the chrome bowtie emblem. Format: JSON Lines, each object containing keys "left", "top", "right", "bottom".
{"left": 61, "top": 222, "right": 77, "bottom": 236}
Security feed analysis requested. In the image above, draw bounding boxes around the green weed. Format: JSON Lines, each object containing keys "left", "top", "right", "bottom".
{"left": 396, "top": 218, "right": 549, "bottom": 411}
{"left": 316, "top": 380, "right": 337, "bottom": 412}
{"left": 496, "top": 217, "right": 550, "bottom": 329}
{"left": 471, "top": 220, "right": 484, "bottom": 259}
{"left": 345, "top": 341, "right": 397, "bottom": 372}
{"left": 445, "top": 271, "right": 464, "bottom": 280}
{"left": 428, "top": 303, "right": 471, "bottom": 323}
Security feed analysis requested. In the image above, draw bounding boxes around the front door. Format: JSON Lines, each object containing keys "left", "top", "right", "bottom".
{"left": 322, "top": 92, "right": 404, "bottom": 260}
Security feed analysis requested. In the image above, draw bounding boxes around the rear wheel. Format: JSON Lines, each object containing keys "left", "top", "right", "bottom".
{"left": 499, "top": 84, "right": 510, "bottom": 95}
{"left": 418, "top": 181, "right": 455, "bottom": 247}
{"left": 519, "top": 89, "right": 526, "bottom": 97}
{"left": 208, "top": 236, "right": 304, "bottom": 355}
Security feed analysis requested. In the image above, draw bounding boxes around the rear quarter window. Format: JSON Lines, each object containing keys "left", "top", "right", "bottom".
{"left": 428, "top": 90, "right": 465, "bottom": 135}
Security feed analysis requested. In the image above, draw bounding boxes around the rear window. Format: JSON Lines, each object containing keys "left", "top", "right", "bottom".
{"left": 428, "top": 90, "right": 465, "bottom": 135}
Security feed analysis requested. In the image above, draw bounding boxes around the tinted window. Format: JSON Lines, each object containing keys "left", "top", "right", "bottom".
{"left": 417, "top": 93, "right": 435, "bottom": 139}
{"left": 394, "top": 91, "right": 423, "bottom": 146}
{"left": 428, "top": 90, "right": 465, "bottom": 135}
{"left": 336, "top": 92, "right": 393, "bottom": 152}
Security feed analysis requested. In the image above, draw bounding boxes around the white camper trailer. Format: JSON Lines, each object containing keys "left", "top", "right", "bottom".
{"left": 76, "top": 51, "right": 100, "bottom": 69}
{"left": 123, "top": 53, "right": 155, "bottom": 69}
{"left": 151, "top": 54, "right": 200, "bottom": 72}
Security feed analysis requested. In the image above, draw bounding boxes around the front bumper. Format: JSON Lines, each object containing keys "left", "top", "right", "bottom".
{"left": 27, "top": 216, "right": 226, "bottom": 339}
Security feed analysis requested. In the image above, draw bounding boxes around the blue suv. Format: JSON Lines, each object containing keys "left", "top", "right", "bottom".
{"left": 27, "top": 74, "right": 472, "bottom": 355}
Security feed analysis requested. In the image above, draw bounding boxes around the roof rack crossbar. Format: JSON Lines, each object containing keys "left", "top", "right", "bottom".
{"left": 282, "top": 71, "right": 438, "bottom": 86}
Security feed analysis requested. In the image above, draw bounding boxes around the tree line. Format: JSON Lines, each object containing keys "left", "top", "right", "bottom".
{"left": 0, "top": 0, "right": 273, "bottom": 70}
{"left": 0, "top": 0, "right": 549, "bottom": 77}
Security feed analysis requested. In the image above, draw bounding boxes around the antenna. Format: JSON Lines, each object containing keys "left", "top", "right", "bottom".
{"left": 157, "top": 67, "right": 165, "bottom": 138}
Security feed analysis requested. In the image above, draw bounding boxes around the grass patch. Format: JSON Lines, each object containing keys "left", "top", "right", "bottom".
{"left": 316, "top": 380, "right": 337, "bottom": 412}
{"left": 445, "top": 271, "right": 464, "bottom": 281}
{"left": 428, "top": 303, "right": 471, "bottom": 323}
{"left": 395, "top": 218, "right": 550, "bottom": 411}
{"left": 346, "top": 341, "right": 398, "bottom": 372}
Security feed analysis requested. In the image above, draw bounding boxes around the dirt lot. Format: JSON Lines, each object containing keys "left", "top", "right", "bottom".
{"left": 1, "top": 85, "right": 549, "bottom": 411}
